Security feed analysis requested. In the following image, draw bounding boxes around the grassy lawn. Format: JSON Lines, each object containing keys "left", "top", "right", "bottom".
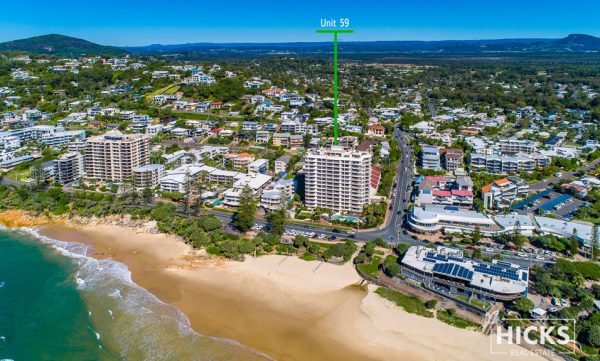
{"left": 163, "top": 85, "right": 180, "bottom": 94}
{"left": 171, "top": 111, "right": 243, "bottom": 122}
{"left": 437, "top": 310, "right": 481, "bottom": 330}
{"left": 470, "top": 298, "right": 488, "bottom": 309}
{"left": 299, "top": 253, "right": 314, "bottom": 261}
{"left": 5, "top": 169, "right": 30, "bottom": 182}
{"left": 358, "top": 255, "right": 382, "bottom": 278}
{"left": 145, "top": 84, "right": 180, "bottom": 101}
{"left": 286, "top": 218, "right": 352, "bottom": 231}
{"left": 455, "top": 295, "right": 488, "bottom": 309}
{"left": 375, "top": 287, "right": 434, "bottom": 318}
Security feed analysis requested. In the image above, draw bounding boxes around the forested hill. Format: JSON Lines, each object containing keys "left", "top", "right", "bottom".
{"left": 0, "top": 34, "right": 128, "bottom": 57}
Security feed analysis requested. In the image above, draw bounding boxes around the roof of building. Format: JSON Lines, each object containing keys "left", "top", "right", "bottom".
{"left": 402, "top": 246, "right": 528, "bottom": 295}
{"left": 134, "top": 164, "right": 165, "bottom": 172}
{"left": 451, "top": 189, "right": 473, "bottom": 197}
{"left": 357, "top": 140, "right": 378, "bottom": 152}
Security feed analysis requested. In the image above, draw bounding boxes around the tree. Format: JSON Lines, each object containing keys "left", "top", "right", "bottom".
{"left": 584, "top": 325, "right": 600, "bottom": 348}
{"left": 592, "top": 225, "right": 599, "bottom": 261}
{"left": 142, "top": 187, "right": 153, "bottom": 201}
{"left": 293, "top": 235, "right": 308, "bottom": 248}
{"left": 385, "top": 262, "right": 401, "bottom": 278}
{"left": 569, "top": 236, "right": 580, "bottom": 256}
{"left": 220, "top": 239, "right": 242, "bottom": 260}
{"left": 266, "top": 198, "right": 287, "bottom": 236}
{"left": 364, "top": 242, "right": 376, "bottom": 257}
{"left": 30, "top": 163, "right": 46, "bottom": 186}
{"left": 425, "top": 300, "right": 437, "bottom": 309}
{"left": 354, "top": 252, "right": 367, "bottom": 264}
{"left": 472, "top": 227, "right": 482, "bottom": 243}
{"left": 514, "top": 297, "right": 534, "bottom": 314}
{"left": 471, "top": 249, "right": 483, "bottom": 259}
{"left": 233, "top": 187, "right": 256, "bottom": 232}
{"left": 198, "top": 216, "right": 221, "bottom": 231}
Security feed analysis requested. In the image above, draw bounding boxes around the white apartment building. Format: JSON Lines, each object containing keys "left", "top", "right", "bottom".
{"left": 482, "top": 177, "right": 529, "bottom": 210}
{"left": 190, "top": 72, "right": 215, "bottom": 84}
{"left": 304, "top": 146, "right": 372, "bottom": 213}
{"left": 41, "top": 130, "right": 86, "bottom": 147}
{"left": 248, "top": 158, "right": 268, "bottom": 174}
{"left": 274, "top": 154, "right": 292, "bottom": 174}
{"left": 223, "top": 173, "right": 272, "bottom": 207}
{"left": 260, "top": 179, "right": 295, "bottom": 211}
{"left": 53, "top": 152, "right": 84, "bottom": 184}
{"left": 421, "top": 145, "right": 441, "bottom": 170}
{"left": 84, "top": 130, "right": 150, "bottom": 182}
{"left": 280, "top": 121, "right": 307, "bottom": 134}
{"left": 499, "top": 139, "right": 536, "bottom": 155}
{"left": 159, "top": 164, "right": 204, "bottom": 194}
{"left": 133, "top": 164, "right": 165, "bottom": 189}
{"left": 470, "top": 153, "right": 550, "bottom": 174}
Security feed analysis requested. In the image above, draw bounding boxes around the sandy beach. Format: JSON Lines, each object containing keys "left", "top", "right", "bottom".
{"left": 34, "top": 222, "right": 545, "bottom": 361}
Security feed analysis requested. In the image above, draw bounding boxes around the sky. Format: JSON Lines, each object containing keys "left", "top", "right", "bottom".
{"left": 1, "top": 0, "right": 600, "bottom": 46}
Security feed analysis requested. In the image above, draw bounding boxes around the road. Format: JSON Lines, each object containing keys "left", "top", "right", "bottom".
{"left": 359, "top": 126, "right": 413, "bottom": 244}
{"left": 529, "top": 156, "right": 600, "bottom": 192}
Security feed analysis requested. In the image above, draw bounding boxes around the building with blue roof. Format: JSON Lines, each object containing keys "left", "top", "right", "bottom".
{"left": 402, "top": 245, "right": 528, "bottom": 301}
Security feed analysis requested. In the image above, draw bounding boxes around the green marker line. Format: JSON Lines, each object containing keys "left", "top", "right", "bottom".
{"left": 333, "top": 31, "right": 338, "bottom": 144}
{"left": 315, "top": 29, "right": 354, "bottom": 34}
{"left": 316, "top": 29, "right": 353, "bottom": 145}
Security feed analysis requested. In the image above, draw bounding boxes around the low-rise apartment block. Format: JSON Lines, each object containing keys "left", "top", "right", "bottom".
{"left": 415, "top": 175, "right": 474, "bottom": 208}
{"left": 223, "top": 153, "right": 255, "bottom": 169}
{"left": 421, "top": 145, "right": 441, "bottom": 170}
{"left": 444, "top": 148, "right": 464, "bottom": 171}
{"left": 499, "top": 139, "right": 536, "bottom": 155}
{"left": 53, "top": 152, "right": 84, "bottom": 184}
{"left": 482, "top": 177, "right": 529, "bottom": 210}
{"left": 274, "top": 154, "right": 291, "bottom": 174}
{"left": 248, "top": 158, "right": 268, "bottom": 174}
{"left": 133, "top": 164, "right": 165, "bottom": 189}
{"left": 470, "top": 153, "right": 550, "bottom": 174}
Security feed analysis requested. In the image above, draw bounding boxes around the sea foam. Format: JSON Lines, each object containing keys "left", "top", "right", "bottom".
{"left": 13, "top": 226, "right": 273, "bottom": 361}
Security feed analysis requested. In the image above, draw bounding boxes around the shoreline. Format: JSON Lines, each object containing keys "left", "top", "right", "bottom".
{"left": 1, "top": 210, "right": 545, "bottom": 360}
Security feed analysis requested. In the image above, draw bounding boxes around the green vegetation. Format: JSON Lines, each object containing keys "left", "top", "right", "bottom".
{"left": 375, "top": 287, "right": 434, "bottom": 318}
{"left": 232, "top": 187, "right": 256, "bottom": 232}
{"left": 145, "top": 84, "right": 180, "bottom": 101}
{"left": 0, "top": 34, "right": 127, "bottom": 56}
{"left": 513, "top": 297, "right": 535, "bottom": 314}
{"left": 357, "top": 255, "right": 382, "bottom": 278}
{"left": 437, "top": 309, "right": 481, "bottom": 331}
{"left": 532, "top": 260, "right": 600, "bottom": 301}
{"left": 575, "top": 188, "right": 600, "bottom": 224}
{"left": 455, "top": 295, "right": 488, "bottom": 309}
{"left": 425, "top": 300, "right": 437, "bottom": 309}
{"left": 382, "top": 255, "right": 401, "bottom": 278}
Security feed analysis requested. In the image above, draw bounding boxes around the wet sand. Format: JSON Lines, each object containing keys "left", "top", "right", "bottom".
{"left": 38, "top": 223, "right": 544, "bottom": 361}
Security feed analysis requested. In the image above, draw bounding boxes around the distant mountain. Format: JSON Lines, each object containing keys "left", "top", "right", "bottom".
{"left": 0, "top": 34, "right": 128, "bottom": 56}
{"left": 551, "top": 34, "right": 600, "bottom": 51}
{"left": 124, "top": 34, "right": 600, "bottom": 58}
